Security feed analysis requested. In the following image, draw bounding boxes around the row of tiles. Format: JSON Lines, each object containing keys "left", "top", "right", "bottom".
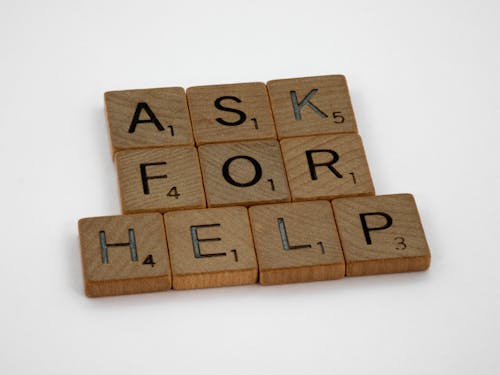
{"left": 105, "top": 75, "right": 358, "bottom": 154}
{"left": 79, "top": 194, "right": 431, "bottom": 297}
{"left": 116, "top": 134, "right": 374, "bottom": 213}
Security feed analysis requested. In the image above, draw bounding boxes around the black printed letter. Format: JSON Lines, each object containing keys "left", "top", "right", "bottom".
{"left": 214, "top": 96, "right": 247, "bottom": 126}
{"left": 140, "top": 162, "right": 168, "bottom": 194}
{"left": 359, "top": 212, "right": 393, "bottom": 245}
{"left": 222, "top": 155, "right": 263, "bottom": 187}
{"left": 305, "top": 150, "right": 343, "bottom": 180}
{"left": 128, "top": 102, "right": 165, "bottom": 133}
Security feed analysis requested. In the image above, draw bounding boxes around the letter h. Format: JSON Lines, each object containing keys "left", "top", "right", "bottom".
{"left": 99, "top": 229, "right": 138, "bottom": 264}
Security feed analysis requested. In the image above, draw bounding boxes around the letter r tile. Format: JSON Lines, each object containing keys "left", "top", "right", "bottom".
{"left": 281, "top": 134, "right": 375, "bottom": 201}
{"left": 164, "top": 207, "right": 258, "bottom": 289}
{"left": 116, "top": 146, "right": 206, "bottom": 214}
{"left": 267, "top": 75, "right": 357, "bottom": 139}
{"left": 332, "top": 194, "right": 431, "bottom": 276}
{"left": 249, "top": 201, "right": 345, "bottom": 285}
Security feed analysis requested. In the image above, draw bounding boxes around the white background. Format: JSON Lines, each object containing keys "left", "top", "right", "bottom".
{"left": 1, "top": 1, "right": 499, "bottom": 374}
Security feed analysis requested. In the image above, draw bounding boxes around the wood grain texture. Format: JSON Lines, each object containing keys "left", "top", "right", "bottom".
{"left": 187, "top": 82, "right": 276, "bottom": 145}
{"left": 116, "top": 146, "right": 206, "bottom": 214}
{"left": 105, "top": 87, "right": 193, "bottom": 155}
{"left": 249, "top": 201, "right": 345, "bottom": 285}
{"left": 332, "top": 194, "right": 431, "bottom": 276}
{"left": 198, "top": 140, "right": 290, "bottom": 207}
{"left": 78, "top": 213, "right": 171, "bottom": 297}
{"left": 267, "top": 75, "right": 357, "bottom": 139}
{"left": 164, "top": 206, "right": 258, "bottom": 289}
{"left": 281, "top": 134, "right": 375, "bottom": 201}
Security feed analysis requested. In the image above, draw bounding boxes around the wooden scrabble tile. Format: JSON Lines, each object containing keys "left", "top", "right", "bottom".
{"left": 267, "top": 75, "right": 357, "bottom": 139}
{"left": 249, "top": 201, "right": 345, "bottom": 285}
{"left": 78, "top": 213, "right": 171, "bottom": 297}
{"left": 332, "top": 194, "right": 431, "bottom": 276}
{"left": 116, "top": 146, "right": 205, "bottom": 214}
{"left": 187, "top": 82, "right": 276, "bottom": 145}
{"left": 164, "top": 206, "right": 258, "bottom": 289}
{"left": 281, "top": 134, "right": 375, "bottom": 201}
{"left": 198, "top": 140, "right": 290, "bottom": 207}
{"left": 105, "top": 87, "right": 194, "bottom": 154}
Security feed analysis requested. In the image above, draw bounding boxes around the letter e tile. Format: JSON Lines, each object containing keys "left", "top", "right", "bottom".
{"left": 164, "top": 207, "right": 258, "bottom": 289}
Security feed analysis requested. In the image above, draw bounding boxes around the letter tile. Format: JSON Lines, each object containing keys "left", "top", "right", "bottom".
{"left": 105, "top": 87, "right": 194, "bottom": 155}
{"left": 198, "top": 140, "right": 290, "bottom": 207}
{"left": 332, "top": 194, "right": 431, "bottom": 276}
{"left": 78, "top": 213, "right": 171, "bottom": 297}
{"left": 116, "top": 146, "right": 205, "bottom": 213}
{"left": 281, "top": 134, "right": 375, "bottom": 201}
{"left": 249, "top": 201, "right": 345, "bottom": 285}
{"left": 164, "top": 207, "right": 258, "bottom": 289}
{"left": 267, "top": 75, "right": 357, "bottom": 139}
{"left": 187, "top": 82, "right": 276, "bottom": 145}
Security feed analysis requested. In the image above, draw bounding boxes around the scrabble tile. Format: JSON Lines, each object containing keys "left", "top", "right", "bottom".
{"left": 116, "top": 146, "right": 205, "bottom": 214}
{"left": 249, "top": 201, "right": 345, "bottom": 285}
{"left": 281, "top": 134, "right": 375, "bottom": 201}
{"left": 105, "top": 87, "right": 193, "bottom": 154}
{"left": 187, "top": 82, "right": 276, "bottom": 145}
{"left": 164, "top": 206, "right": 258, "bottom": 289}
{"left": 332, "top": 194, "right": 431, "bottom": 276}
{"left": 198, "top": 140, "right": 290, "bottom": 207}
{"left": 267, "top": 75, "right": 357, "bottom": 139}
{"left": 78, "top": 213, "right": 171, "bottom": 297}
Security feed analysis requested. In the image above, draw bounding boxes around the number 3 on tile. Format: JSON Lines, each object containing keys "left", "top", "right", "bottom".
{"left": 394, "top": 237, "right": 407, "bottom": 250}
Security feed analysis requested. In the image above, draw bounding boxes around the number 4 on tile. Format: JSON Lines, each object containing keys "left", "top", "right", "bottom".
{"left": 143, "top": 254, "right": 156, "bottom": 267}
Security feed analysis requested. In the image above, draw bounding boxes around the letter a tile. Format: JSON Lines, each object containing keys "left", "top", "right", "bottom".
{"left": 164, "top": 207, "right": 258, "bottom": 289}
{"left": 267, "top": 75, "right": 357, "bottom": 139}
{"left": 249, "top": 201, "right": 345, "bottom": 285}
{"left": 116, "top": 146, "right": 206, "bottom": 213}
{"left": 281, "top": 134, "right": 375, "bottom": 201}
{"left": 332, "top": 194, "right": 431, "bottom": 276}
{"left": 78, "top": 213, "right": 171, "bottom": 297}
{"left": 105, "top": 87, "right": 194, "bottom": 155}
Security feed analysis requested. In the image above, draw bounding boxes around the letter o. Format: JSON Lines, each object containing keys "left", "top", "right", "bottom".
{"left": 222, "top": 155, "right": 263, "bottom": 187}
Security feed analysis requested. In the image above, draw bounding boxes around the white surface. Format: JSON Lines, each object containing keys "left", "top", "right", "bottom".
{"left": 1, "top": 1, "right": 499, "bottom": 373}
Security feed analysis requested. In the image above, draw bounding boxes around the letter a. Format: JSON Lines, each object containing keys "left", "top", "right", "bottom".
{"left": 128, "top": 102, "right": 165, "bottom": 133}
